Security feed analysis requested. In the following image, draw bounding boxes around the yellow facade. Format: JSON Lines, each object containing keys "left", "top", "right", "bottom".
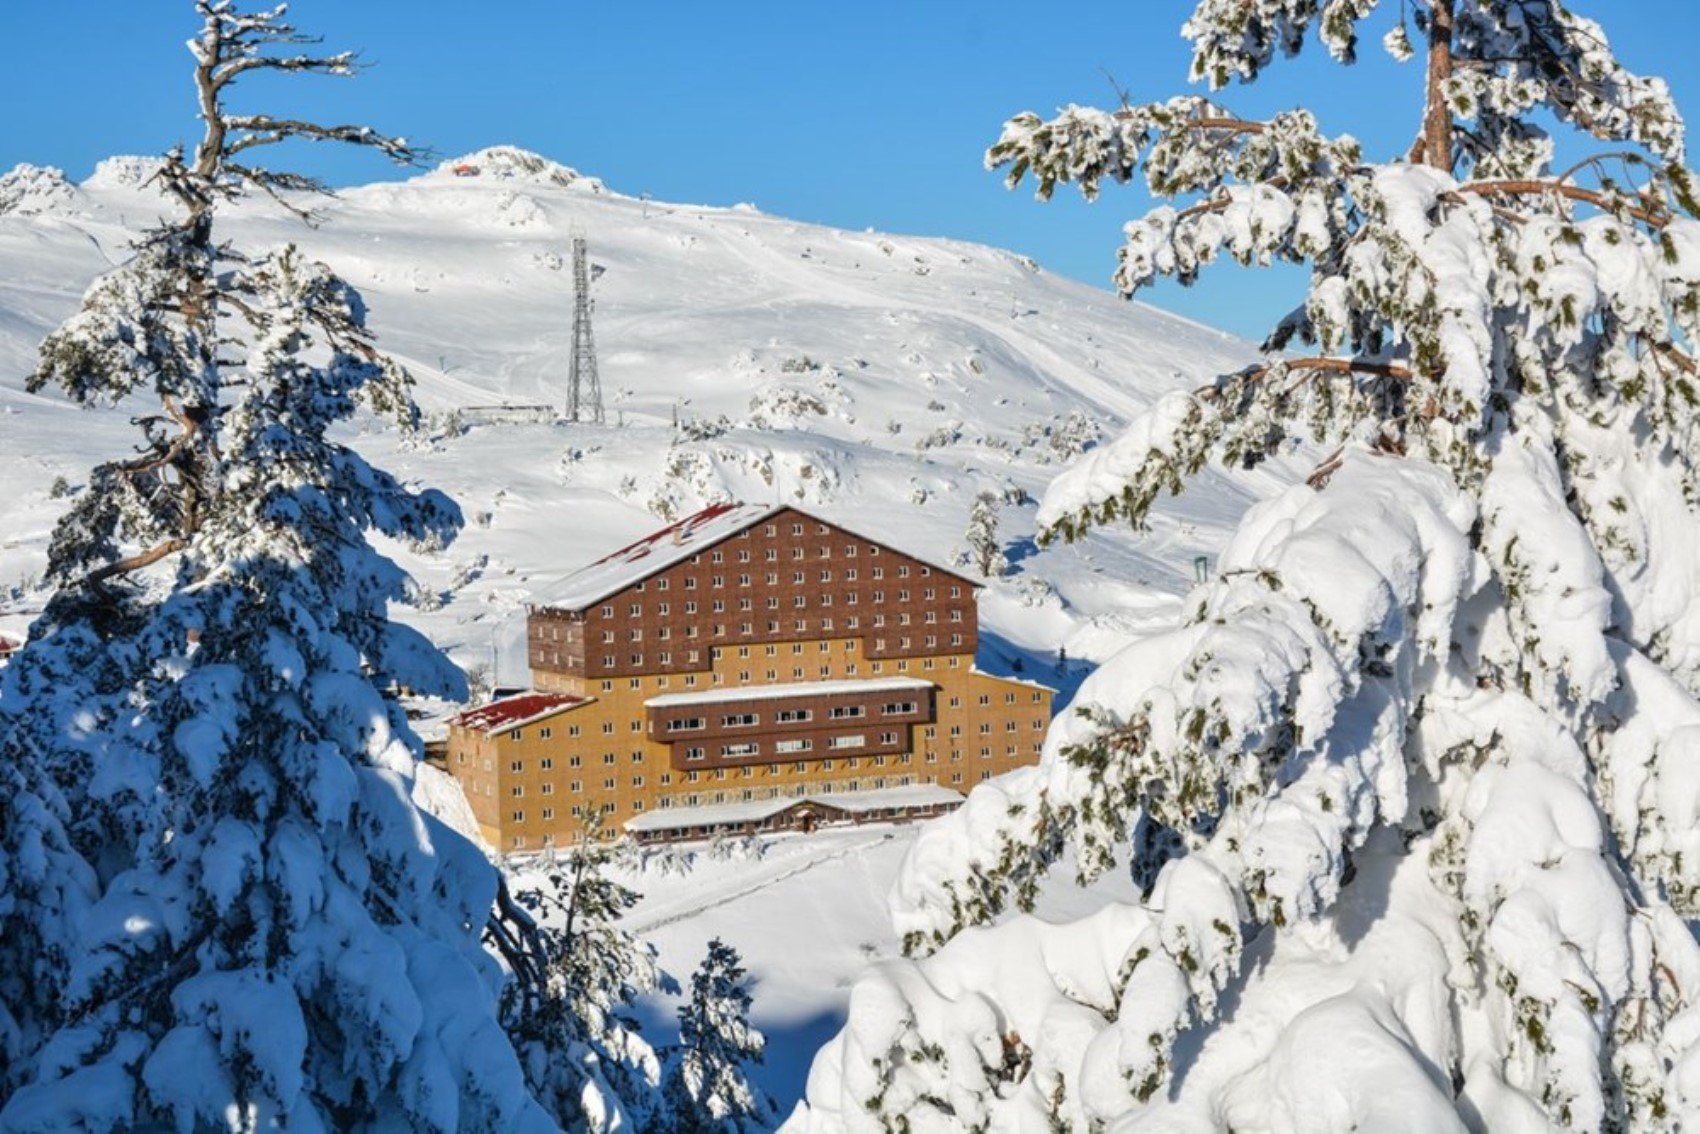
{"left": 450, "top": 636, "right": 1051, "bottom": 851}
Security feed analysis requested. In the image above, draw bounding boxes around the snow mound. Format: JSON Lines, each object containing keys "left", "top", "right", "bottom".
{"left": 430, "top": 146, "right": 607, "bottom": 193}
{"left": 81, "top": 155, "right": 166, "bottom": 192}
{"left": 0, "top": 164, "right": 82, "bottom": 217}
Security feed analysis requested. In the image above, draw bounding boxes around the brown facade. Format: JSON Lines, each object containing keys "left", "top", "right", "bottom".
{"left": 449, "top": 506, "right": 1053, "bottom": 852}
{"left": 526, "top": 509, "right": 977, "bottom": 681}
{"left": 647, "top": 680, "right": 935, "bottom": 771}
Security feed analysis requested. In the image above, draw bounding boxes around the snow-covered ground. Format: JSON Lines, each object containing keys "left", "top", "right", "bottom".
{"left": 0, "top": 146, "right": 1282, "bottom": 676}
{"left": 0, "top": 146, "right": 1296, "bottom": 1119}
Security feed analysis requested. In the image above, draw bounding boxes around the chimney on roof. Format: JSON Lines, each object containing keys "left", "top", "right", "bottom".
{"left": 672, "top": 526, "right": 683, "bottom": 546}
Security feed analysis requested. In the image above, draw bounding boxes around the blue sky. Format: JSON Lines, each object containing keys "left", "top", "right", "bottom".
{"left": 3, "top": 1, "right": 1696, "bottom": 340}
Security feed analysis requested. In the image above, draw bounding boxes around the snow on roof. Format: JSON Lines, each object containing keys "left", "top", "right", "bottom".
{"left": 536, "top": 502, "right": 781, "bottom": 612}
{"left": 534, "top": 501, "right": 981, "bottom": 614}
{"left": 622, "top": 783, "right": 964, "bottom": 834}
{"left": 810, "top": 783, "right": 965, "bottom": 813}
{"left": 0, "top": 633, "right": 21, "bottom": 654}
{"left": 646, "top": 675, "right": 934, "bottom": 709}
{"left": 624, "top": 797, "right": 799, "bottom": 834}
{"left": 969, "top": 666, "right": 1057, "bottom": 694}
{"left": 449, "top": 691, "right": 589, "bottom": 735}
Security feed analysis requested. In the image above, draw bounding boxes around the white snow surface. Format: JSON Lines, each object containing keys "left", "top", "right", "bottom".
{"left": 0, "top": 147, "right": 1276, "bottom": 681}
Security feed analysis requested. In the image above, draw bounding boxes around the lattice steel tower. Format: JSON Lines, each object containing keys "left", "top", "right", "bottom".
{"left": 567, "top": 235, "right": 605, "bottom": 424}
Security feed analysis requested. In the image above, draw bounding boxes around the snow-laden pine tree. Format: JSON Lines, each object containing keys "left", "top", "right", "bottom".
{"left": 961, "top": 491, "right": 1008, "bottom": 579}
{"left": 797, "top": 2, "right": 1700, "bottom": 1130}
{"left": 0, "top": 632, "right": 98, "bottom": 1098}
{"left": 664, "top": 939, "right": 772, "bottom": 1134}
{"left": 496, "top": 815, "right": 663, "bottom": 1132}
{"left": 0, "top": 3, "right": 552, "bottom": 1129}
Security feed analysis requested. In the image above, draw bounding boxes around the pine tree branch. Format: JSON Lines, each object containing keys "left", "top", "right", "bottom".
{"left": 1209, "top": 356, "right": 1415, "bottom": 397}
{"left": 81, "top": 538, "right": 188, "bottom": 587}
{"left": 1450, "top": 177, "right": 1671, "bottom": 226}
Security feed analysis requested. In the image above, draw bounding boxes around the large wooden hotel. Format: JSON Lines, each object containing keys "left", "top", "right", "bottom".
{"left": 446, "top": 503, "right": 1053, "bottom": 850}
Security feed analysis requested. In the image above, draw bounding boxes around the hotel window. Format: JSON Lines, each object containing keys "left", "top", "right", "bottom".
{"left": 722, "top": 742, "right": 759, "bottom": 758}
{"left": 667, "top": 717, "right": 705, "bottom": 732}
{"left": 541, "top": 783, "right": 554, "bottom": 795}
{"left": 540, "top": 757, "right": 554, "bottom": 769}
{"left": 569, "top": 755, "right": 582, "bottom": 768}
{"left": 712, "top": 550, "right": 724, "bottom": 563}
{"left": 604, "top": 777, "right": 616, "bottom": 790}
{"left": 828, "top": 735, "right": 864, "bottom": 750}
{"left": 509, "top": 760, "right": 524, "bottom": 772}
{"left": 685, "top": 576, "right": 697, "bottom": 590}
{"left": 632, "top": 776, "right": 645, "bottom": 787}
{"left": 629, "top": 603, "right": 641, "bottom": 616}
{"left": 601, "top": 604, "right": 614, "bottom": 617}
{"left": 776, "top": 738, "right": 812, "bottom": 753}
{"left": 685, "top": 748, "right": 705, "bottom": 761}
{"left": 657, "top": 578, "right": 669, "bottom": 591}
{"left": 722, "top": 712, "right": 759, "bottom": 727}
{"left": 791, "top": 522, "right": 804, "bottom": 535}
{"left": 512, "top": 810, "right": 525, "bottom": 822}
{"left": 542, "top": 808, "right": 554, "bottom": 821}
{"left": 602, "top": 630, "right": 615, "bottom": 643}
{"left": 898, "top": 565, "right": 910, "bottom": 577}
{"left": 604, "top": 753, "right": 617, "bottom": 765}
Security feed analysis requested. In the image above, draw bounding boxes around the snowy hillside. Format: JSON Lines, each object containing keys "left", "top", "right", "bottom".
{"left": 0, "top": 146, "right": 1277, "bottom": 684}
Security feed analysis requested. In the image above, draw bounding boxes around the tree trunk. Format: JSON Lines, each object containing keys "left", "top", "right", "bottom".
{"left": 1412, "top": 0, "right": 1455, "bottom": 169}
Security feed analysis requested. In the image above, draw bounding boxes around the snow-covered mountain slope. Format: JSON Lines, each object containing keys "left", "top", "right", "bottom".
{"left": 0, "top": 146, "right": 1281, "bottom": 683}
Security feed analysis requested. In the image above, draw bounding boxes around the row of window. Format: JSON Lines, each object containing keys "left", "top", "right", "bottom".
{"left": 601, "top": 603, "right": 962, "bottom": 642}
{"left": 599, "top": 567, "right": 955, "bottom": 616}
{"left": 463, "top": 737, "right": 1045, "bottom": 809}
{"left": 680, "top": 731, "right": 902, "bottom": 760}
{"left": 600, "top": 633, "right": 964, "bottom": 669}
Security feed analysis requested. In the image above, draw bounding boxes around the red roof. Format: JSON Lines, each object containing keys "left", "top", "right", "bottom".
{"left": 450, "top": 691, "right": 587, "bottom": 734}
{"left": 0, "top": 634, "right": 21, "bottom": 655}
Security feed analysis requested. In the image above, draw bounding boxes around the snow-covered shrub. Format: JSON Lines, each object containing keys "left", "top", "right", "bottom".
{"left": 797, "top": 2, "right": 1700, "bottom": 1131}
{"left": 662, "top": 939, "right": 772, "bottom": 1134}
{"left": 495, "top": 817, "right": 662, "bottom": 1132}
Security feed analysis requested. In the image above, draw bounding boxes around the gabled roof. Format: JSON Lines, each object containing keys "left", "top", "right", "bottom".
{"left": 449, "top": 691, "right": 589, "bottom": 735}
{"left": 535, "top": 502, "right": 781, "bottom": 612}
{"left": 533, "top": 501, "right": 978, "bottom": 614}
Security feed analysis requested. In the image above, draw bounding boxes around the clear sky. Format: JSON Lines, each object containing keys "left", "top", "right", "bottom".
{"left": 3, "top": 1, "right": 1697, "bottom": 341}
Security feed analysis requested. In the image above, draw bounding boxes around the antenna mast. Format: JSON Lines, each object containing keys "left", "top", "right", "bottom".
{"left": 567, "top": 234, "right": 605, "bottom": 424}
